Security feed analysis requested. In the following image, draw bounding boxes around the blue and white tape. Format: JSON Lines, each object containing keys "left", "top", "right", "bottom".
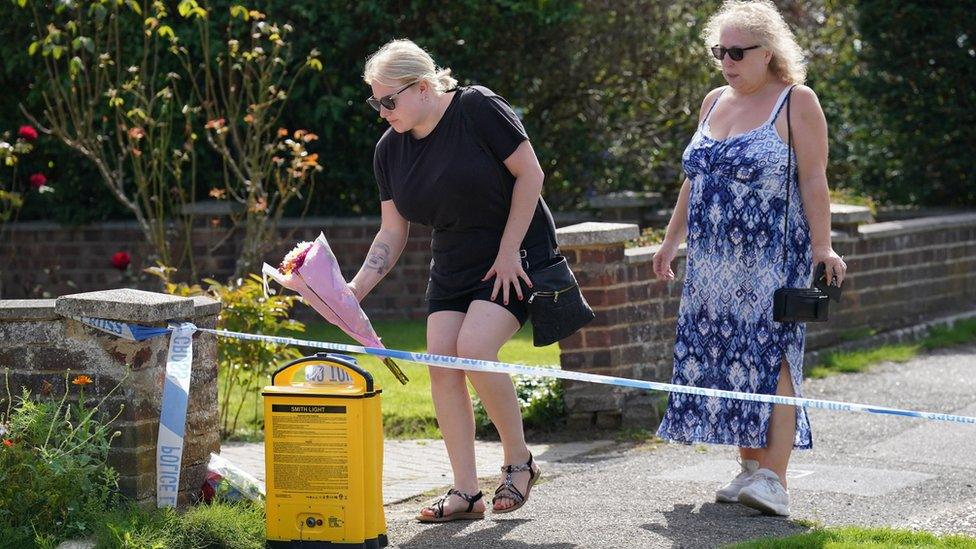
{"left": 65, "top": 315, "right": 171, "bottom": 341}
{"left": 195, "top": 326, "right": 976, "bottom": 426}
{"left": 156, "top": 322, "right": 195, "bottom": 508}
{"left": 66, "top": 314, "right": 976, "bottom": 505}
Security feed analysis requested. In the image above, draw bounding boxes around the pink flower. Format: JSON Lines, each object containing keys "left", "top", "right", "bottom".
{"left": 17, "top": 125, "right": 37, "bottom": 141}
{"left": 279, "top": 241, "right": 313, "bottom": 274}
{"left": 110, "top": 251, "right": 131, "bottom": 271}
{"left": 29, "top": 173, "right": 47, "bottom": 188}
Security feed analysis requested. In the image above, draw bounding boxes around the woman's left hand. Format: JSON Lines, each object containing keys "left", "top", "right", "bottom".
{"left": 483, "top": 248, "right": 533, "bottom": 305}
{"left": 813, "top": 247, "right": 847, "bottom": 287}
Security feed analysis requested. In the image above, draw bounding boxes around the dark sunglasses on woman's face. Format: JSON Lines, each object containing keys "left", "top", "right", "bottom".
{"left": 711, "top": 44, "right": 761, "bottom": 61}
{"left": 366, "top": 81, "right": 418, "bottom": 112}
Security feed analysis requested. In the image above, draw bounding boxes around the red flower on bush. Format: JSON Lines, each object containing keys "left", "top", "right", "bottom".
{"left": 17, "top": 125, "right": 37, "bottom": 141}
{"left": 110, "top": 251, "right": 131, "bottom": 271}
{"left": 29, "top": 173, "right": 47, "bottom": 188}
{"left": 2, "top": 439, "right": 13, "bottom": 448}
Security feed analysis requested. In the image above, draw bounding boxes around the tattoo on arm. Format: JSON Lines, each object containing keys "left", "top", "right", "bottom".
{"left": 365, "top": 242, "right": 391, "bottom": 274}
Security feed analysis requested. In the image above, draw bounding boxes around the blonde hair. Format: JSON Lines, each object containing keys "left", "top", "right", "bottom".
{"left": 703, "top": 0, "right": 807, "bottom": 85}
{"left": 363, "top": 39, "right": 458, "bottom": 92}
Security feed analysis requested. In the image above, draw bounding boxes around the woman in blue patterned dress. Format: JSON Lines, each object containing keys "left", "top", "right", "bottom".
{"left": 653, "top": 0, "right": 847, "bottom": 516}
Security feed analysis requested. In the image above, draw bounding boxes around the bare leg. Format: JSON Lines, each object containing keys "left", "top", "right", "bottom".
{"left": 418, "top": 310, "right": 486, "bottom": 518}
{"left": 457, "top": 300, "right": 536, "bottom": 511}
{"left": 740, "top": 360, "right": 797, "bottom": 487}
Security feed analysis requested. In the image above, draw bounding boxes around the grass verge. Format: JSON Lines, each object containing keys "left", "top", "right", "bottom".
{"left": 808, "top": 319, "right": 976, "bottom": 379}
{"left": 728, "top": 525, "right": 976, "bottom": 548}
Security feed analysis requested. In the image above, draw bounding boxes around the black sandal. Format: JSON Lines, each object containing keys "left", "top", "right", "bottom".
{"left": 492, "top": 452, "right": 541, "bottom": 514}
{"left": 416, "top": 488, "right": 485, "bottom": 523}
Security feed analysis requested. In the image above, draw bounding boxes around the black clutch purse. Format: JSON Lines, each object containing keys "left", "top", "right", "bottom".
{"left": 772, "top": 86, "right": 839, "bottom": 324}
{"left": 526, "top": 255, "right": 595, "bottom": 347}
{"left": 773, "top": 286, "right": 830, "bottom": 323}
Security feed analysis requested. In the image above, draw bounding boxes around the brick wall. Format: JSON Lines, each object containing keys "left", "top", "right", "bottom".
{"left": 0, "top": 218, "right": 436, "bottom": 321}
{"left": 559, "top": 213, "right": 976, "bottom": 429}
{"left": 0, "top": 215, "right": 600, "bottom": 322}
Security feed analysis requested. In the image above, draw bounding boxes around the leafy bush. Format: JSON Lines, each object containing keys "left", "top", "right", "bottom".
{"left": 474, "top": 375, "right": 565, "bottom": 437}
{"left": 848, "top": 1, "right": 976, "bottom": 207}
{"left": 0, "top": 372, "right": 122, "bottom": 547}
{"left": 3, "top": 0, "right": 972, "bottom": 227}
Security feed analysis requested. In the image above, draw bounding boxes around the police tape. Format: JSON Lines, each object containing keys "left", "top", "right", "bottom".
{"left": 194, "top": 325, "right": 976, "bottom": 426}
{"left": 65, "top": 314, "right": 976, "bottom": 487}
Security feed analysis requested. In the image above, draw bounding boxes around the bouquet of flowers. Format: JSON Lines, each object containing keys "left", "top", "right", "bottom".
{"left": 263, "top": 232, "right": 408, "bottom": 384}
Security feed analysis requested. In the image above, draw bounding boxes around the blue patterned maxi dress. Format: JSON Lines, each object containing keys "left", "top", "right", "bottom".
{"left": 657, "top": 85, "right": 813, "bottom": 449}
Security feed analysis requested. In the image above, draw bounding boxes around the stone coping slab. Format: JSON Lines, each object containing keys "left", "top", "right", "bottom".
{"left": 557, "top": 222, "right": 639, "bottom": 248}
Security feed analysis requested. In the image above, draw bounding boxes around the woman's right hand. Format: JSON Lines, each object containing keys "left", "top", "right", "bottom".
{"left": 652, "top": 240, "right": 680, "bottom": 281}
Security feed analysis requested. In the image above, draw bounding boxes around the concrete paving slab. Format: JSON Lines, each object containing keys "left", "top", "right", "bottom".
{"left": 651, "top": 459, "right": 936, "bottom": 497}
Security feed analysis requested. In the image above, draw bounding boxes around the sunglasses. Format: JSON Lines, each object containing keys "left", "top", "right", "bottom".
{"left": 711, "top": 45, "right": 761, "bottom": 61}
{"left": 366, "top": 81, "right": 418, "bottom": 112}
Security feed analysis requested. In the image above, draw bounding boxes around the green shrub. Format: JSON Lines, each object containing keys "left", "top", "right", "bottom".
{"left": 849, "top": 1, "right": 976, "bottom": 207}
{"left": 0, "top": 372, "right": 122, "bottom": 547}
{"left": 94, "top": 505, "right": 178, "bottom": 549}
{"left": 178, "top": 499, "right": 265, "bottom": 549}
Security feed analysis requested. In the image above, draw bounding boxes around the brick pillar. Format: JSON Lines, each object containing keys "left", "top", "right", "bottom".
{"left": 557, "top": 222, "right": 641, "bottom": 429}
{"left": 0, "top": 289, "right": 221, "bottom": 506}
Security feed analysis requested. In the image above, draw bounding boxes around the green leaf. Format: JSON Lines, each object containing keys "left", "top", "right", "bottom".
{"left": 89, "top": 2, "right": 107, "bottom": 24}
{"left": 157, "top": 25, "right": 175, "bottom": 40}
{"left": 126, "top": 107, "right": 148, "bottom": 121}
{"left": 306, "top": 57, "right": 323, "bottom": 72}
{"left": 69, "top": 56, "right": 84, "bottom": 78}
{"left": 177, "top": 0, "right": 191, "bottom": 17}
{"left": 125, "top": 0, "right": 142, "bottom": 15}
{"left": 27, "top": 41, "right": 38, "bottom": 56}
{"left": 229, "top": 4, "right": 249, "bottom": 20}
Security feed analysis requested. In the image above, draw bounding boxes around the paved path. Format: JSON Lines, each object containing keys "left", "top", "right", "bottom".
{"left": 222, "top": 438, "right": 614, "bottom": 505}
{"left": 225, "top": 344, "right": 976, "bottom": 547}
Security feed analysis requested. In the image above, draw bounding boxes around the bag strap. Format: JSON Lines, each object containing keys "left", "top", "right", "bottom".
{"left": 456, "top": 87, "right": 559, "bottom": 253}
{"left": 781, "top": 85, "right": 797, "bottom": 273}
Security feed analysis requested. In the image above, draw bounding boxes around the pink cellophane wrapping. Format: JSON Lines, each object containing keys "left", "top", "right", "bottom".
{"left": 263, "top": 232, "right": 407, "bottom": 383}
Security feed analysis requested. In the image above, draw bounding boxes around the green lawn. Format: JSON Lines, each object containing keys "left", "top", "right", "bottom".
{"left": 809, "top": 319, "right": 976, "bottom": 379}
{"left": 729, "top": 526, "right": 976, "bottom": 548}
{"left": 221, "top": 320, "right": 560, "bottom": 440}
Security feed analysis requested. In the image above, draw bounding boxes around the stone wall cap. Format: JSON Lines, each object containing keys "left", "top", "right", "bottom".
{"left": 557, "top": 222, "right": 639, "bottom": 248}
{"left": 191, "top": 295, "right": 222, "bottom": 317}
{"left": 625, "top": 243, "right": 687, "bottom": 264}
{"left": 587, "top": 191, "right": 663, "bottom": 209}
{"left": 859, "top": 212, "right": 976, "bottom": 239}
{"left": 0, "top": 299, "right": 58, "bottom": 320}
{"left": 830, "top": 203, "right": 874, "bottom": 224}
{"left": 55, "top": 289, "right": 195, "bottom": 322}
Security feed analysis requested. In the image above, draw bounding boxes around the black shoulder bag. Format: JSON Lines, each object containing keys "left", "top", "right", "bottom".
{"left": 457, "top": 88, "right": 594, "bottom": 345}
{"left": 772, "top": 86, "right": 836, "bottom": 323}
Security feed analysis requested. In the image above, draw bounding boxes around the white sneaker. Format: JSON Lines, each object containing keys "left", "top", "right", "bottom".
{"left": 715, "top": 459, "right": 759, "bottom": 503}
{"left": 737, "top": 468, "right": 791, "bottom": 516}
